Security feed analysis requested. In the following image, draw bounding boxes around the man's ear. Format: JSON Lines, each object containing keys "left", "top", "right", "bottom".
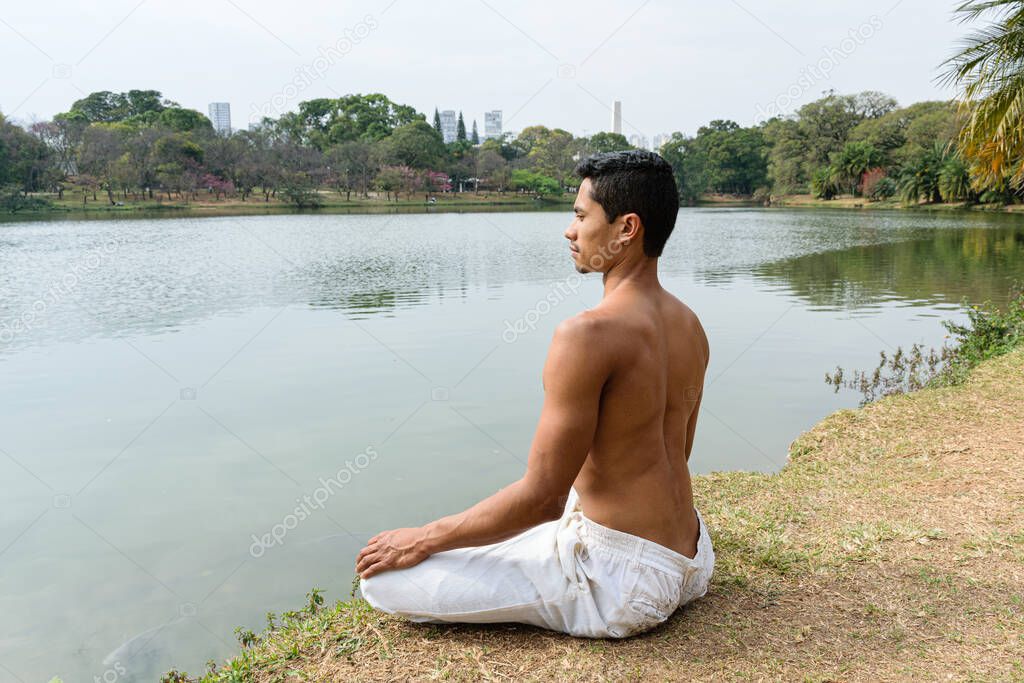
{"left": 620, "top": 213, "right": 642, "bottom": 243}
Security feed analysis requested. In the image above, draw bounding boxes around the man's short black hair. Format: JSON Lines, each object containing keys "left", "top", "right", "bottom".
{"left": 574, "top": 150, "right": 680, "bottom": 258}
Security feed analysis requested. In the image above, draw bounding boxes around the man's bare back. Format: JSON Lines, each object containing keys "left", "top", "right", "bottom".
{"left": 569, "top": 285, "right": 708, "bottom": 560}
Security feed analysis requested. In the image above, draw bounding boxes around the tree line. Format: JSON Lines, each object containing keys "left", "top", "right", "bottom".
{"left": 3, "top": 1, "right": 1024, "bottom": 212}
{"left": 0, "top": 89, "right": 646, "bottom": 210}
{"left": 0, "top": 87, "right": 1013, "bottom": 211}
{"left": 659, "top": 92, "right": 986, "bottom": 205}
{"left": 664, "top": 1, "right": 1024, "bottom": 207}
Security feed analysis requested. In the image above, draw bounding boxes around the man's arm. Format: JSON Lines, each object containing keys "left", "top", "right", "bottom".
{"left": 356, "top": 315, "right": 611, "bottom": 579}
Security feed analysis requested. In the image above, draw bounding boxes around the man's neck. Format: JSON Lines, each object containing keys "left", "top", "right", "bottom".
{"left": 601, "top": 251, "right": 661, "bottom": 299}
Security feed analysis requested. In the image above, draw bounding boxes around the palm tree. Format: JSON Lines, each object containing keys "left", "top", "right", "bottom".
{"left": 942, "top": 0, "right": 1024, "bottom": 190}
{"left": 939, "top": 154, "right": 975, "bottom": 202}
{"left": 899, "top": 143, "right": 947, "bottom": 204}
{"left": 834, "top": 141, "right": 883, "bottom": 196}
{"left": 811, "top": 165, "right": 841, "bottom": 200}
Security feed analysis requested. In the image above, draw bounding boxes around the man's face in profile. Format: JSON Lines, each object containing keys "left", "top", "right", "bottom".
{"left": 565, "top": 178, "right": 618, "bottom": 274}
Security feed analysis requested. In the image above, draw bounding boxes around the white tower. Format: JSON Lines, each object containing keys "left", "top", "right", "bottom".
{"left": 484, "top": 110, "right": 503, "bottom": 140}
{"left": 439, "top": 110, "right": 457, "bottom": 143}
{"left": 611, "top": 100, "right": 622, "bottom": 135}
{"left": 208, "top": 102, "right": 232, "bottom": 135}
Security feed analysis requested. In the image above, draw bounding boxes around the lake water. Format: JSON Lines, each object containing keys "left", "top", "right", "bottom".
{"left": 1, "top": 208, "right": 1022, "bottom": 681}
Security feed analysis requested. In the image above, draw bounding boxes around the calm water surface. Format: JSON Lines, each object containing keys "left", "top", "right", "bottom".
{"left": 1, "top": 208, "right": 1022, "bottom": 681}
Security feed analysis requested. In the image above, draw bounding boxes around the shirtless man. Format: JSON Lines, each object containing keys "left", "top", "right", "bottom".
{"left": 357, "top": 150, "right": 712, "bottom": 639}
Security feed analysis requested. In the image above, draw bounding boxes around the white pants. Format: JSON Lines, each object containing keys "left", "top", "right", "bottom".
{"left": 360, "top": 488, "right": 714, "bottom": 638}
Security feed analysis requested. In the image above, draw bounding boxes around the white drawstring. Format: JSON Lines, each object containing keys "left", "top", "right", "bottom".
{"left": 557, "top": 511, "right": 590, "bottom": 596}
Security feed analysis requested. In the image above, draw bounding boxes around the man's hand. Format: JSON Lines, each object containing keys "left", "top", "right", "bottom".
{"left": 355, "top": 527, "right": 431, "bottom": 579}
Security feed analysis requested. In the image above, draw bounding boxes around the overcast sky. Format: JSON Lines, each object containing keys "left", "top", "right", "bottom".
{"left": 1, "top": 0, "right": 967, "bottom": 138}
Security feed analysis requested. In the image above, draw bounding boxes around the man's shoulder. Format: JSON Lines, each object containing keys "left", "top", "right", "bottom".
{"left": 554, "top": 308, "right": 619, "bottom": 342}
{"left": 662, "top": 289, "right": 700, "bottom": 323}
{"left": 562, "top": 295, "right": 708, "bottom": 363}
{"left": 665, "top": 295, "right": 709, "bottom": 363}
{"left": 551, "top": 311, "right": 619, "bottom": 356}
{"left": 660, "top": 291, "right": 707, "bottom": 341}
{"left": 542, "top": 311, "right": 618, "bottom": 388}
{"left": 552, "top": 310, "right": 635, "bottom": 370}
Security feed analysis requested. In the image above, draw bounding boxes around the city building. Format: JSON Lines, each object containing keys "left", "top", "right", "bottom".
{"left": 611, "top": 100, "right": 621, "bottom": 135}
{"left": 651, "top": 133, "right": 672, "bottom": 152}
{"left": 628, "top": 133, "right": 649, "bottom": 150}
{"left": 484, "top": 110, "right": 503, "bottom": 140}
{"left": 439, "top": 110, "right": 457, "bottom": 144}
{"left": 208, "top": 102, "right": 232, "bottom": 135}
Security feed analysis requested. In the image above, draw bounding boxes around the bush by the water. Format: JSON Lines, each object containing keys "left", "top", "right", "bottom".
{"left": 2, "top": 186, "right": 51, "bottom": 213}
{"left": 826, "top": 285, "right": 1024, "bottom": 404}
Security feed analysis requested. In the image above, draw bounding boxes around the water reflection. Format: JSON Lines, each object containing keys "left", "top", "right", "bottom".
{"left": 753, "top": 225, "right": 1024, "bottom": 312}
{"left": 4, "top": 210, "right": 1024, "bottom": 358}
{"left": 310, "top": 287, "right": 434, "bottom": 318}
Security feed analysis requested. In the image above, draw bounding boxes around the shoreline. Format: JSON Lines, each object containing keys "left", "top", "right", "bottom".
{"left": 7, "top": 191, "right": 1024, "bottom": 221}
{"left": 1, "top": 192, "right": 574, "bottom": 220}
{"left": 167, "top": 348, "right": 1024, "bottom": 681}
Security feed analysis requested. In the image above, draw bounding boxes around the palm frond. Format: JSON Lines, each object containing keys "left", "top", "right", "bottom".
{"left": 953, "top": 0, "right": 1024, "bottom": 24}
{"left": 943, "top": 1, "right": 1024, "bottom": 189}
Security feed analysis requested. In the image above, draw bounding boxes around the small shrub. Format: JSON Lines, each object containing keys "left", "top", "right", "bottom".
{"left": 868, "top": 176, "right": 897, "bottom": 201}
{"left": 826, "top": 285, "right": 1024, "bottom": 404}
{"left": 979, "top": 185, "right": 1014, "bottom": 205}
{"left": 279, "top": 184, "right": 322, "bottom": 208}
{"left": 861, "top": 168, "right": 888, "bottom": 200}
{"left": 826, "top": 344, "right": 954, "bottom": 405}
{"left": 306, "top": 587, "right": 325, "bottom": 614}
{"left": 811, "top": 166, "right": 840, "bottom": 200}
{"left": 2, "top": 186, "right": 51, "bottom": 212}
{"left": 941, "top": 287, "right": 1024, "bottom": 384}
{"left": 234, "top": 626, "right": 257, "bottom": 648}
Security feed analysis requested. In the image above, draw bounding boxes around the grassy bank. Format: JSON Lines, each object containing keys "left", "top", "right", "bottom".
{"left": 165, "top": 342, "right": 1024, "bottom": 681}
{"left": 3, "top": 189, "right": 574, "bottom": 217}
{"left": 9, "top": 189, "right": 1024, "bottom": 219}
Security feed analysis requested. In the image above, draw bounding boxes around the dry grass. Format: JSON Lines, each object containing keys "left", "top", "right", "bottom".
{"left": 188, "top": 349, "right": 1024, "bottom": 682}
